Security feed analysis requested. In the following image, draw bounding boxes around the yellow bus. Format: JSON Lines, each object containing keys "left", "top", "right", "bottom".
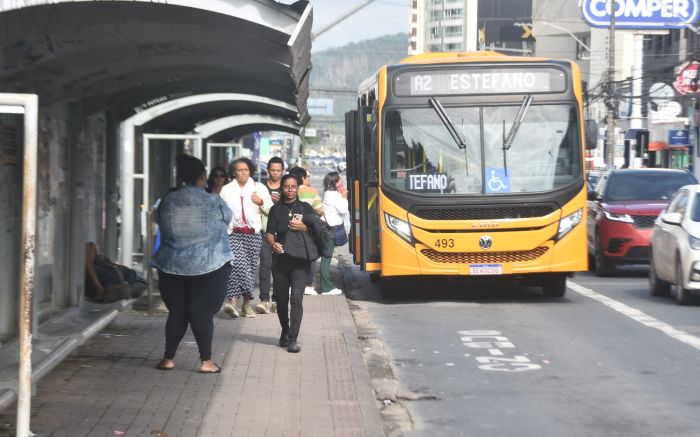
{"left": 345, "top": 51, "right": 597, "bottom": 297}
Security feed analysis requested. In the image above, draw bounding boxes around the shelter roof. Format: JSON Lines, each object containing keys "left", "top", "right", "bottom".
{"left": 0, "top": 0, "right": 312, "bottom": 127}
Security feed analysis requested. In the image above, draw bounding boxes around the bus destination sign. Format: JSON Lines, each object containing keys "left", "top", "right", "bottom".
{"left": 394, "top": 67, "right": 566, "bottom": 97}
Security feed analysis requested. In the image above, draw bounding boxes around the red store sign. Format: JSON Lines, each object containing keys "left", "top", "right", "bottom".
{"left": 674, "top": 61, "right": 700, "bottom": 95}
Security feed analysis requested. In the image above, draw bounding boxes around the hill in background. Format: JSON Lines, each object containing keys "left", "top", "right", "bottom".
{"left": 308, "top": 33, "right": 409, "bottom": 131}
{"left": 310, "top": 33, "right": 409, "bottom": 92}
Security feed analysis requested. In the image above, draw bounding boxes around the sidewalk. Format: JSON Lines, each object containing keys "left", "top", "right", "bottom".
{"left": 0, "top": 278, "right": 382, "bottom": 436}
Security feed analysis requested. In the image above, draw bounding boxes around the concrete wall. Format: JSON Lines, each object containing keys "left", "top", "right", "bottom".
{"left": 0, "top": 101, "right": 119, "bottom": 343}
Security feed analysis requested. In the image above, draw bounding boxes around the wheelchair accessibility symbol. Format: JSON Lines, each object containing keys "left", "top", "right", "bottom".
{"left": 485, "top": 168, "right": 511, "bottom": 193}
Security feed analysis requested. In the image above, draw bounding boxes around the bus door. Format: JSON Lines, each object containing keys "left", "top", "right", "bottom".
{"left": 348, "top": 106, "right": 381, "bottom": 272}
{"left": 345, "top": 110, "right": 359, "bottom": 262}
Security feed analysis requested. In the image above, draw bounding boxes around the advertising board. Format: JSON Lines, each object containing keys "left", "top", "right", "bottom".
{"left": 581, "top": 0, "right": 700, "bottom": 29}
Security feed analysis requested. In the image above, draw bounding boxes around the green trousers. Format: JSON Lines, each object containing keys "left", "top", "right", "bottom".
{"left": 320, "top": 238, "right": 337, "bottom": 293}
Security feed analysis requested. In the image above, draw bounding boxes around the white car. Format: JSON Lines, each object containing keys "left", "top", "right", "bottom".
{"left": 649, "top": 184, "right": 700, "bottom": 305}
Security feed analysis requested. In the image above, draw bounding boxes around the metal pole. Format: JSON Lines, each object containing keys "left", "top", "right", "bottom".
{"left": 16, "top": 93, "right": 39, "bottom": 437}
{"left": 145, "top": 209, "right": 154, "bottom": 315}
{"left": 606, "top": 0, "right": 616, "bottom": 167}
{"left": 629, "top": 33, "right": 644, "bottom": 168}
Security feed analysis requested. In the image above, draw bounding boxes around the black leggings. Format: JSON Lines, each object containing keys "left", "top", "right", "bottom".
{"left": 272, "top": 254, "right": 310, "bottom": 341}
{"left": 158, "top": 263, "right": 230, "bottom": 361}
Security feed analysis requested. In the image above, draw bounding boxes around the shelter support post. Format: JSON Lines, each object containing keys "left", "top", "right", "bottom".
{"left": 0, "top": 93, "right": 39, "bottom": 437}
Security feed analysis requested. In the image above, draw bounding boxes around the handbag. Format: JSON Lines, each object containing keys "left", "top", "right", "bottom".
{"left": 333, "top": 224, "right": 348, "bottom": 247}
{"left": 282, "top": 229, "right": 319, "bottom": 261}
{"left": 324, "top": 212, "right": 348, "bottom": 247}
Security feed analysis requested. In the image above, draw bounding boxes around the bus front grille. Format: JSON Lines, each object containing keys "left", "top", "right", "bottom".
{"left": 420, "top": 247, "right": 549, "bottom": 264}
{"left": 414, "top": 206, "right": 554, "bottom": 221}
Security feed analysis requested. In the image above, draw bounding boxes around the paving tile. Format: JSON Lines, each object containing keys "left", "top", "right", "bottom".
{"left": 2, "top": 276, "right": 380, "bottom": 436}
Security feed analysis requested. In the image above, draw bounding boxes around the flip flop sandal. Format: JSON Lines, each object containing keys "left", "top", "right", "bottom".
{"left": 198, "top": 363, "right": 221, "bottom": 374}
{"left": 156, "top": 362, "right": 174, "bottom": 371}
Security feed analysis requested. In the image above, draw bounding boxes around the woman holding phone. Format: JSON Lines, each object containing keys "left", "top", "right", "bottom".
{"left": 266, "top": 174, "right": 315, "bottom": 353}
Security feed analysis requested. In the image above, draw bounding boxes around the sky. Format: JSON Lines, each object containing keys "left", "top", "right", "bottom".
{"left": 304, "top": 0, "right": 410, "bottom": 52}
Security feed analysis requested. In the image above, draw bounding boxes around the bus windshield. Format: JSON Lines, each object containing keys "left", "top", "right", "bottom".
{"left": 383, "top": 104, "right": 581, "bottom": 195}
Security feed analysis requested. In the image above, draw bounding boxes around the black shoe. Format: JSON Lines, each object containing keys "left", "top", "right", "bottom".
{"left": 287, "top": 340, "right": 300, "bottom": 353}
{"left": 279, "top": 332, "right": 289, "bottom": 348}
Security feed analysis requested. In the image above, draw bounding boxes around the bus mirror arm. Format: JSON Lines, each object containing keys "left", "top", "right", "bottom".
{"left": 428, "top": 97, "right": 466, "bottom": 150}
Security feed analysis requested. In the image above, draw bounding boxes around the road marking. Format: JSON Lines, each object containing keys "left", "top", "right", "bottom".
{"left": 458, "top": 330, "right": 541, "bottom": 372}
{"left": 568, "top": 280, "right": 700, "bottom": 352}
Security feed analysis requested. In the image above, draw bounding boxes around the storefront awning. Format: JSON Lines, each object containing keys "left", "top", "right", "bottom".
{"left": 649, "top": 141, "right": 667, "bottom": 151}
{"left": 648, "top": 141, "right": 688, "bottom": 151}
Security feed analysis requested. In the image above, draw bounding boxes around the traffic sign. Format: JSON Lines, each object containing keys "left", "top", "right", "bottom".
{"left": 581, "top": 0, "right": 700, "bottom": 28}
{"left": 669, "top": 129, "right": 690, "bottom": 147}
{"left": 674, "top": 62, "right": 700, "bottom": 95}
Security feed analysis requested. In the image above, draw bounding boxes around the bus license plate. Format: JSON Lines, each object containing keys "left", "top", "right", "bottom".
{"left": 469, "top": 264, "right": 502, "bottom": 275}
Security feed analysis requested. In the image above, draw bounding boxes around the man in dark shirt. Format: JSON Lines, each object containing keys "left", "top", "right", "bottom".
{"left": 256, "top": 157, "right": 285, "bottom": 314}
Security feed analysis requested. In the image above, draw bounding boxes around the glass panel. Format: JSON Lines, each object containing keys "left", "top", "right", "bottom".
{"left": 691, "top": 194, "right": 700, "bottom": 222}
{"left": 604, "top": 172, "right": 696, "bottom": 202}
{"left": 366, "top": 186, "right": 380, "bottom": 263}
{"left": 482, "top": 104, "right": 581, "bottom": 193}
{"left": 383, "top": 107, "right": 482, "bottom": 195}
{"left": 383, "top": 104, "right": 581, "bottom": 195}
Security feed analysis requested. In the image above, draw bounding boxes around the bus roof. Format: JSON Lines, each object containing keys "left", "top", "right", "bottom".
{"left": 399, "top": 51, "right": 557, "bottom": 65}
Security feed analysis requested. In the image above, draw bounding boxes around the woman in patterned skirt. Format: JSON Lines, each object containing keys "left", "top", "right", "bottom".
{"left": 220, "top": 158, "right": 272, "bottom": 318}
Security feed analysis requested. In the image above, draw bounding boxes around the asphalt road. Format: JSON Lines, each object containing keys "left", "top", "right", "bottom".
{"left": 347, "top": 266, "right": 700, "bottom": 437}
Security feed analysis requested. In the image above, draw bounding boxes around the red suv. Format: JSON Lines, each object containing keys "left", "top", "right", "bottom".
{"left": 588, "top": 169, "right": 697, "bottom": 276}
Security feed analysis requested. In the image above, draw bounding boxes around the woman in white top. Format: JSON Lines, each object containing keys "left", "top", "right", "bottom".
{"left": 320, "top": 172, "right": 348, "bottom": 295}
{"left": 219, "top": 158, "right": 273, "bottom": 318}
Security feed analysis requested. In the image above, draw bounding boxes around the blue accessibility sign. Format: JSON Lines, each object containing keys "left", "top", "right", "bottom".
{"left": 581, "top": 0, "right": 700, "bottom": 29}
{"left": 668, "top": 129, "right": 690, "bottom": 147}
{"left": 485, "top": 168, "right": 511, "bottom": 194}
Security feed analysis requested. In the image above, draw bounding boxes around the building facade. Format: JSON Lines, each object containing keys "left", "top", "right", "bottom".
{"left": 533, "top": 0, "right": 698, "bottom": 170}
{"left": 409, "top": 0, "right": 532, "bottom": 55}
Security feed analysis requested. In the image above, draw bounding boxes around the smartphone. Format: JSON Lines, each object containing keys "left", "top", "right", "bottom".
{"left": 292, "top": 213, "right": 303, "bottom": 222}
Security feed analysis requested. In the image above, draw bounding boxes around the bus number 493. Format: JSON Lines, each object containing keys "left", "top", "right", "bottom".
{"left": 435, "top": 238, "right": 455, "bottom": 248}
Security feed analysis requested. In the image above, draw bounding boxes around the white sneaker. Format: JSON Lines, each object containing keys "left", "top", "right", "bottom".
{"left": 304, "top": 286, "right": 318, "bottom": 295}
{"left": 322, "top": 288, "right": 342, "bottom": 296}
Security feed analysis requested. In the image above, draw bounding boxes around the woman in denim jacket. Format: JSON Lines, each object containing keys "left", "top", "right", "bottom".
{"left": 153, "top": 154, "right": 233, "bottom": 373}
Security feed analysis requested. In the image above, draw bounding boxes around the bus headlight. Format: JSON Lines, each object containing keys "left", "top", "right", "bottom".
{"left": 557, "top": 208, "right": 583, "bottom": 241}
{"left": 384, "top": 213, "right": 413, "bottom": 244}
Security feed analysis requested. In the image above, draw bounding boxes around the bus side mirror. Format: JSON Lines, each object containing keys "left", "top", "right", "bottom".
{"left": 584, "top": 120, "right": 598, "bottom": 150}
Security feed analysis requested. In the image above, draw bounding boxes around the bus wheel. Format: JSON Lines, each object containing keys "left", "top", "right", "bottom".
{"left": 542, "top": 274, "right": 567, "bottom": 297}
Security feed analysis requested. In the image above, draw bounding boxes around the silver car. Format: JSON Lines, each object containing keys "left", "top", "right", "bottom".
{"left": 649, "top": 184, "right": 700, "bottom": 305}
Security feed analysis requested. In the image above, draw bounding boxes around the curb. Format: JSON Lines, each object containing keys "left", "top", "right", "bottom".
{"left": 331, "top": 253, "right": 385, "bottom": 437}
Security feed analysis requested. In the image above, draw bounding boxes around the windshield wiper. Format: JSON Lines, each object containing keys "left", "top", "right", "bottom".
{"left": 428, "top": 97, "right": 466, "bottom": 150}
{"left": 502, "top": 95, "right": 533, "bottom": 175}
